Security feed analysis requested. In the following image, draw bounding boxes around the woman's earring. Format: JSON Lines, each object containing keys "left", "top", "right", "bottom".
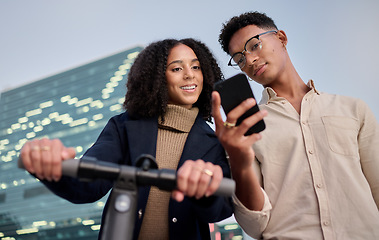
{"left": 283, "top": 42, "right": 287, "bottom": 50}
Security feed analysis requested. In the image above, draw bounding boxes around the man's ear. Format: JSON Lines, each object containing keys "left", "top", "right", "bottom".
{"left": 276, "top": 30, "right": 288, "bottom": 47}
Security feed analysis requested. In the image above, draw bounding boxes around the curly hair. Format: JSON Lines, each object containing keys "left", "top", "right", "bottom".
{"left": 219, "top": 11, "right": 278, "bottom": 54}
{"left": 123, "top": 38, "right": 224, "bottom": 122}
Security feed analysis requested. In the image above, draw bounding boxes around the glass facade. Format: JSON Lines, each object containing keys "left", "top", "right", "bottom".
{"left": 0, "top": 46, "right": 143, "bottom": 240}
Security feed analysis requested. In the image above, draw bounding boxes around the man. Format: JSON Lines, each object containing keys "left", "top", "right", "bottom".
{"left": 211, "top": 11, "right": 379, "bottom": 239}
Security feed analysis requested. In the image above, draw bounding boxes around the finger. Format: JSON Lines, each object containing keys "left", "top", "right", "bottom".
{"left": 226, "top": 98, "right": 256, "bottom": 125}
{"left": 58, "top": 147, "right": 77, "bottom": 180}
{"left": 211, "top": 92, "right": 225, "bottom": 132}
{"left": 171, "top": 190, "right": 185, "bottom": 202}
{"left": 185, "top": 160, "right": 205, "bottom": 197}
{"left": 176, "top": 161, "right": 193, "bottom": 194}
{"left": 205, "top": 165, "right": 223, "bottom": 197}
{"left": 20, "top": 141, "right": 34, "bottom": 174}
{"left": 30, "top": 139, "right": 44, "bottom": 179}
{"left": 50, "top": 139, "right": 64, "bottom": 181}
{"left": 195, "top": 161, "right": 215, "bottom": 199}
{"left": 245, "top": 109, "right": 267, "bottom": 125}
{"left": 195, "top": 173, "right": 210, "bottom": 199}
{"left": 61, "top": 147, "right": 76, "bottom": 160}
{"left": 40, "top": 138, "right": 53, "bottom": 181}
{"left": 235, "top": 109, "right": 267, "bottom": 137}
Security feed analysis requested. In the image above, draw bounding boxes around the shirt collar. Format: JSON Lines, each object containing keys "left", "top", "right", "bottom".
{"left": 260, "top": 80, "right": 320, "bottom": 104}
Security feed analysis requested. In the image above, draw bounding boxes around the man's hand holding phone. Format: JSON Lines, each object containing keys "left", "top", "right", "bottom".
{"left": 212, "top": 73, "right": 267, "bottom": 168}
{"left": 212, "top": 75, "right": 267, "bottom": 212}
{"left": 214, "top": 73, "right": 265, "bottom": 135}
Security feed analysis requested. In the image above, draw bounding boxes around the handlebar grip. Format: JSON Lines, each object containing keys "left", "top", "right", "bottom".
{"left": 215, "top": 178, "right": 235, "bottom": 196}
{"left": 61, "top": 158, "right": 80, "bottom": 177}
{"left": 18, "top": 157, "right": 80, "bottom": 177}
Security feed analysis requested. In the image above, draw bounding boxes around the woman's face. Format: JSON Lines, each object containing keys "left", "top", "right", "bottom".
{"left": 165, "top": 44, "right": 203, "bottom": 109}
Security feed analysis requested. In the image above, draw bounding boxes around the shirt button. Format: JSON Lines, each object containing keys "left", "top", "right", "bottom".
{"left": 316, "top": 183, "right": 323, "bottom": 188}
{"left": 323, "top": 221, "right": 330, "bottom": 226}
{"left": 172, "top": 218, "right": 177, "bottom": 223}
{"left": 308, "top": 150, "right": 314, "bottom": 154}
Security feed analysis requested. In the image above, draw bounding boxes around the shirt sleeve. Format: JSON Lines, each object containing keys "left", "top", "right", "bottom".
{"left": 232, "top": 187, "right": 272, "bottom": 239}
{"left": 357, "top": 99, "right": 379, "bottom": 208}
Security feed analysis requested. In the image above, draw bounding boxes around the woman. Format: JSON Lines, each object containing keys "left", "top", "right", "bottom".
{"left": 20, "top": 38, "right": 233, "bottom": 239}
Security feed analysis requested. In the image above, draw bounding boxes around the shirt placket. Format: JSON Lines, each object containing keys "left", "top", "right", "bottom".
{"left": 299, "top": 92, "right": 335, "bottom": 240}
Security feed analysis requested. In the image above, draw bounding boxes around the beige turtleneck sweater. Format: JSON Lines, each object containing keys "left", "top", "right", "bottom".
{"left": 138, "top": 105, "right": 199, "bottom": 240}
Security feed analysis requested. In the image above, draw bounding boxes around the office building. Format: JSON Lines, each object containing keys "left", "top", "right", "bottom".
{"left": 0, "top": 46, "right": 142, "bottom": 239}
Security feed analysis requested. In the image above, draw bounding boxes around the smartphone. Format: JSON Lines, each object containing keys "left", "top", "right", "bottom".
{"left": 214, "top": 73, "right": 265, "bottom": 135}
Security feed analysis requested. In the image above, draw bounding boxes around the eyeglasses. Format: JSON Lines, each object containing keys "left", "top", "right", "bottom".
{"left": 228, "top": 30, "right": 277, "bottom": 69}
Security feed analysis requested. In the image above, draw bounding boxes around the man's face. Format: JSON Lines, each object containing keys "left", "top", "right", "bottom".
{"left": 228, "top": 25, "right": 286, "bottom": 87}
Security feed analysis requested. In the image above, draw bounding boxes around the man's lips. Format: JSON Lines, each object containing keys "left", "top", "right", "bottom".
{"left": 254, "top": 64, "right": 267, "bottom": 76}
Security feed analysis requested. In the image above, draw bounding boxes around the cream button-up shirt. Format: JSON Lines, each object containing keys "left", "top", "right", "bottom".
{"left": 233, "top": 81, "right": 379, "bottom": 240}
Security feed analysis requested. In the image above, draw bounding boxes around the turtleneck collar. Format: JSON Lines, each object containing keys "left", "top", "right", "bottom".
{"left": 158, "top": 104, "right": 199, "bottom": 133}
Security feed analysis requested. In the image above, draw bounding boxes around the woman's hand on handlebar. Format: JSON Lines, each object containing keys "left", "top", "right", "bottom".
{"left": 171, "top": 159, "right": 223, "bottom": 202}
{"left": 20, "top": 138, "right": 76, "bottom": 181}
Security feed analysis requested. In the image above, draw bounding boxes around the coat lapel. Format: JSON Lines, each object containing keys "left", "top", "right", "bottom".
{"left": 124, "top": 117, "right": 158, "bottom": 166}
{"left": 178, "top": 116, "right": 218, "bottom": 169}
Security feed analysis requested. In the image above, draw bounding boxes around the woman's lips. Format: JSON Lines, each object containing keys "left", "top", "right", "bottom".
{"left": 180, "top": 84, "right": 197, "bottom": 92}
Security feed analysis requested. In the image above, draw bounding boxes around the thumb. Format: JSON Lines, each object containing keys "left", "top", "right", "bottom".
{"left": 61, "top": 147, "right": 76, "bottom": 160}
{"left": 212, "top": 91, "right": 224, "bottom": 129}
{"left": 171, "top": 190, "right": 185, "bottom": 202}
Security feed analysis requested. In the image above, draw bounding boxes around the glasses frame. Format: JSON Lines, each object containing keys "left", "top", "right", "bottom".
{"left": 228, "top": 30, "right": 278, "bottom": 69}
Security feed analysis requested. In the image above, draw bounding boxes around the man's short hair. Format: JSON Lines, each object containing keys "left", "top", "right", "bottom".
{"left": 219, "top": 11, "right": 278, "bottom": 54}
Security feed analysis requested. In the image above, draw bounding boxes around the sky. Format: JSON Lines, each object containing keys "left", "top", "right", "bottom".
{"left": 0, "top": 0, "right": 378, "bottom": 118}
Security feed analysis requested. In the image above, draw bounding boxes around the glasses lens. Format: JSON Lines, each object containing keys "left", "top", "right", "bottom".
{"left": 245, "top": 38, "right": 262, "bottom": 54}
{"left": 231, "top": 53, "right": 246, "bottom": 69}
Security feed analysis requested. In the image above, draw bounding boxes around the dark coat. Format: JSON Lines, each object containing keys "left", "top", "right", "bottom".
{"left": 44, "top": 111, "right": 233, "bottom": 240}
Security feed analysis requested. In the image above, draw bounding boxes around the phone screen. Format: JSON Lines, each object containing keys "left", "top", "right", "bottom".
{"left": 214, "top": 73, "right": 265, "bottom": 135}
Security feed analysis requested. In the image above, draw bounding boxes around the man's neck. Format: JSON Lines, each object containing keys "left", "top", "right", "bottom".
{"left": 266, "top": 69, "right": 310, "bottom": 114}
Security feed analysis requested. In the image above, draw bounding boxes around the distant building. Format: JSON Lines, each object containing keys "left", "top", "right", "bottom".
{"left": 0, "top": 46, "right": 143, "bottom": 239}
